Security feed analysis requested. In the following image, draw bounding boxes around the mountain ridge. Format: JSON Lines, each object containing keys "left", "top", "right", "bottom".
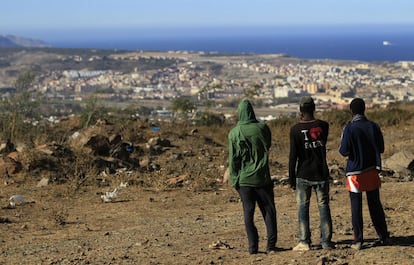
{"left": 0, "top": 35, "right": 50, "bottom": 48}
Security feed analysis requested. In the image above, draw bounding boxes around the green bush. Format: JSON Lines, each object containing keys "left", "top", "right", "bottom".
{"left": 193, "top": 111, "right": 225, "bottom": 126}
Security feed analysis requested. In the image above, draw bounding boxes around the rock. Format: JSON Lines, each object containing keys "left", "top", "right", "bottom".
{"left": 148, "top": 137, "right": 171, "bottom": 147}
{"left": 109, "top": 134, "right": 122, "bottom": 145}
{"left": 0, "top": 217, "right": 11, "bottom": 223}
{"left": 166, "top": 174, "right": 189, "bottom": 186}
{"left": 0, "top": 139, "right": 15, "bottom": 154}
{"left": 0, "top": 155, "right": 22, "bottom": 176}
{"left": 139, "top": 158, "right": 150, "bottom": 168}
{"left": 37, "top": 177, "right": 49, "bottom": 187}
{"left": 383, "top": 150, "right": 413, "bottom": 175}
{"left": 85, "top": 135, "right": 110, "bottom": 156}
{"left": 223, "top": 167, "right": 230, "bottom": 184}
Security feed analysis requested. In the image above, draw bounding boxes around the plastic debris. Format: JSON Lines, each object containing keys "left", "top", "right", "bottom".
{"left": 208, "top": 240, "right": 234, "bottom": 250}
{"left": 100, "top": 182, "right": 128, "bottom": 202}
{"left": 9, "top": 194, "right": 26, "bottom": 208}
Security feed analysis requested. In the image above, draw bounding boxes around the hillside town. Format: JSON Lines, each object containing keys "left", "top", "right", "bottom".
{"left": 1, "top": 49, "right": 414, "bottom": 116}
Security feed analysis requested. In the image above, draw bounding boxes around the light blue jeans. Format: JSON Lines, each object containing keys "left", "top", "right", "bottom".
{"left": 296, "top": 178, "right": 332, "bottom": 246}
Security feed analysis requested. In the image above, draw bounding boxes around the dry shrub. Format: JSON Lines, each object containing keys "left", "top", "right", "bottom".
{"left": 368, "top": 106, "right": 414, "bottom": 127}
{"left": 67, "top": 148, "right": 100, "bottom": 190}
{"left": 268, "top": 118, "right": 295, "bottom": 164}
{"left": 135, "top": 170, "right": 171, "bottom": 191}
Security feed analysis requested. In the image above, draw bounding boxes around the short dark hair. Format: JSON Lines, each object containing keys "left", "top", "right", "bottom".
{"left": 299, "top": 96, "right": 315, "bottom": 113}
{"left": 350, "top": 98, "right": 365, "bottom": 115}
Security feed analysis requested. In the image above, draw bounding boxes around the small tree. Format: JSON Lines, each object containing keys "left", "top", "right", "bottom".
{"left": 80, "top": 97, "right": 101, "bottom": 128}
{"left": 170, "top": 97, "right": 196, "bottom": 117}
{"left": 0, "top": 71, "right": 38, "bottom": 142}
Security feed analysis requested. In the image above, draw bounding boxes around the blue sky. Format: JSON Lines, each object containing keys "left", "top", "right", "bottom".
{"left": 2, "top": 0, "right": 414, "bottom": 40}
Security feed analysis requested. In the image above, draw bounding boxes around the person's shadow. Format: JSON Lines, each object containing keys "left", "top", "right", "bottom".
{"left": 380, "top": 235, "right": 414, "bottom": 247}
{"left": 335, "top": 235, "right": 414, "bottom": 249}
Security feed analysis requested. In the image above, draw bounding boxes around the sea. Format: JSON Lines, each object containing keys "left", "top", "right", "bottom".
{"left": 47, "top": 25, "right": 414, "bottom": 62}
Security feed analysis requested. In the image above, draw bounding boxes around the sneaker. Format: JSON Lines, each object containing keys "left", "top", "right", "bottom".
{"left": 266, "top": 247, "right": 282, "bottom": 254}
{"left": 374, "top": 237, "right": 392, "bottom": 247}
{"left": 321, "top": 242, "right": 336, "bottom": 250}
{"left": 293, "top": 242, "right": 310, "bottom": 251}
{"left": 351, "top": 242, "right": 362, "bottom": 250}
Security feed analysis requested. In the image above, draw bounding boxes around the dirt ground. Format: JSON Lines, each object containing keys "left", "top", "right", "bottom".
{"left": 1, "top": 113, "right": 413, "bottom": 265}
{"left": 0, "top": 179, "right": 413, "bottom": 265}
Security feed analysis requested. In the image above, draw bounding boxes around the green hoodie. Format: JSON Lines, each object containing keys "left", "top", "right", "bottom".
{"left": 228, "top": 100, "right": 272, "bottom": 188}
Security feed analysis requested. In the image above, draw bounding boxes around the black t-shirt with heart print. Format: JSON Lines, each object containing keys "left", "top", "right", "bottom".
{"left": 288, "top": 119, "right": 330, "bottom": 181}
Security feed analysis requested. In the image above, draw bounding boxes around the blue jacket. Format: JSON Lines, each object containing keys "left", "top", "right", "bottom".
{"left": 339, "top": 114, "right": 384, "bottom": 176}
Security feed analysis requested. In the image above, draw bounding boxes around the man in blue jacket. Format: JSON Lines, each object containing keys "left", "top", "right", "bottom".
{"left": 339, "top": 98, "right": 390, "bottom": 250}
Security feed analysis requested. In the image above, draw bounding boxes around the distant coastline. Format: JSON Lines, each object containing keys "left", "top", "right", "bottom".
{"left": 50, "top": 34, "right": 414, "bottom": 62}
{"left": 6, "top": 25, "right": 414, "bottom": 62}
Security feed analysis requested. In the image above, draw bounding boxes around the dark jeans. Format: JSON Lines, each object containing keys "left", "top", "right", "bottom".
{"left": 238, "top": 185, "right": 277, "bottom": 254}
{"left": 296, "top": 178, "right": 333, "bottom": 246}
{"left": 349, "top": 189, "right": 389, "bottom": 243}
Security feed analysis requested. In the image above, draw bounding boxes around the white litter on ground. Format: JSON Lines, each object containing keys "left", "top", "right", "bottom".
{"left": 100, "top": 182, "right": 128, "bottom": 202}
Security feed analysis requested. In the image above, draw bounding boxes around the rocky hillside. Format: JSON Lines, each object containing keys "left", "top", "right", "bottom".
{"left": 0, "top": 109, "right": 413, "bottom": 264}
{"left": 0, "top": 105, "right": 413, "bottom": 193}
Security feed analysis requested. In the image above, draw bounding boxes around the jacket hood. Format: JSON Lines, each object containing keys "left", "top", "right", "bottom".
{"left": 237, "top": 99, "right": 257, "bottom": 124}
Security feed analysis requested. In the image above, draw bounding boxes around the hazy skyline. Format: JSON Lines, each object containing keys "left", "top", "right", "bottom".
{"left": 2, "top": 0, "right": 414, "bottom": 33}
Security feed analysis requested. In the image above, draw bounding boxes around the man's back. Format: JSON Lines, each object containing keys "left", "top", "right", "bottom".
{"left": 339, "top": 115, "right": 384, "bottom": 175}
{"left": 289, "top": 119, "right": 329, "bottom": 181}
{"left": 228, "top": 100, "right": 272, "bottom": 188}
{"left": 338, "top": 97, "right": 390, "bottom": 247}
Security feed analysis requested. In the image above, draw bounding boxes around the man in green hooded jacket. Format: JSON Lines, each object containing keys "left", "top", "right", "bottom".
{"left": 228, "top": 99, "right": 277, "bottom": 254}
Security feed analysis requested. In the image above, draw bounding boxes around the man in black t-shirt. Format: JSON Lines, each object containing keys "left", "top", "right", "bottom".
{"left": 288, "top": 96, "right": 334, "bottom": 251}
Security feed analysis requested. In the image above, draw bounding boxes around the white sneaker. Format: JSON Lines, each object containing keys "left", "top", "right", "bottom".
{"left": 351, "top": 242, "right": 362, "bottom": 250}
{"left": 293, "top": 242, "right": 310, "bottom": 251}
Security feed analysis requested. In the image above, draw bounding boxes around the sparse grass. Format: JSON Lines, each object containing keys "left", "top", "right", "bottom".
{"left": 368, "top": 105, "right": 414, "bottom": 127}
